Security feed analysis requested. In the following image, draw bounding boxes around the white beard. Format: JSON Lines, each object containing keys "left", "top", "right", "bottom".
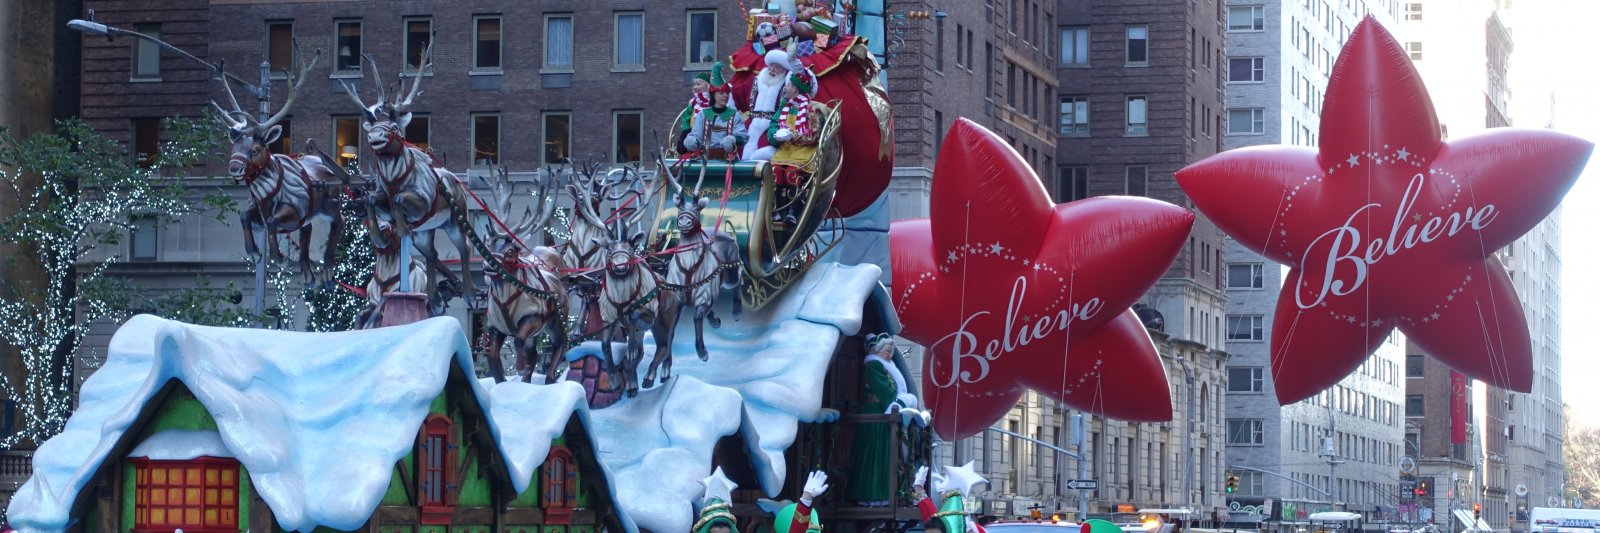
{"left": 744, "top": 68, "right": 789, "bottom": 159}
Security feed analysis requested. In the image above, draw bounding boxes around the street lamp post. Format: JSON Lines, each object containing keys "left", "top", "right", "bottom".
{"left": 68, "top": 16, "right": 274, "bottom": 320}
{"left": 1177, "top": 356, "right": 1195, "bottom": 513}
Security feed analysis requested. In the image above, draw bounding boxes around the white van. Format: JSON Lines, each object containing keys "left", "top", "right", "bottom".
{"left": 1531, "top": 508, "right": 1600, "bottom": 533}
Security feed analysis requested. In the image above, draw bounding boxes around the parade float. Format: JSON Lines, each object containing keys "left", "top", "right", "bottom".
{"left": 5, "top": 6, "right": 1593, "bottom": 533}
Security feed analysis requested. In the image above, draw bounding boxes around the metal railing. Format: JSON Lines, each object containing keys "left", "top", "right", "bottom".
{"left": 0, "top": 450, "right": 33, "bottom": 481}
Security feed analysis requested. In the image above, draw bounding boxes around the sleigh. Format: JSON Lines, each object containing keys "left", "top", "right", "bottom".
{"left": 657, "top": 100, "right": 846, "bottom": 311}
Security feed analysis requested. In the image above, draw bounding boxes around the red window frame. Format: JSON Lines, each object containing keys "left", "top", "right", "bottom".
{"left": 541, "top": 446, "right": 577, "bottom": 524}
{"left": 416, "top": 414, "right": 458, "bottom": 524}
{"left": 130, "top": 456, "right": 241, "bottom": 533}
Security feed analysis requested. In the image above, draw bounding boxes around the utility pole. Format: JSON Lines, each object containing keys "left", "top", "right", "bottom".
{"left": 1074, "top": 412, "right": 1089, "bottom": 520}
{"left": 1177, "top": 356, "right": 1195, "bottom": 514}
{"left": 1322, "top": 399, "right": 1345, "bottom": 510}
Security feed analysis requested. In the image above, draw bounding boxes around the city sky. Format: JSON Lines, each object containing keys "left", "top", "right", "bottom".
{"left": 1506, "top": 0, "right": 1600, "bottom": 429}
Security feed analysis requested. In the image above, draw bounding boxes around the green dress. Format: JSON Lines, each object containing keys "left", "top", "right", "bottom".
{"left": 849, "top": 357, "right": 902, "bottom": 503}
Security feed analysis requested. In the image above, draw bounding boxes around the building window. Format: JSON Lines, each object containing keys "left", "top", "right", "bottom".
{"left": 614, "top": 111, "right": 643, "bottom": 164}
{"left": 1228, "top": 57, "right": 1265, "bottom": 82}
{"left": 1405, "top": 2, "right": 1423, "bottom": 20}
{"left": 935, "top": 16, "right": 946, "bottom": 71}
{"left": 132, "top": 457, "right": 240, "bottom": 532}
{"left": 130, "top": 215, "right": 158, "bottom": 261}
{"left": 333, "top": 116, "right": 362, "bottom": 168}
{"left": 1406, "top": 41, "right": 1423, "bottom": 61}
{"left": 1228, "top": 367, "right": 1264, "bottom": 393}
{"left": 1228, "top": 263, "right": 1265, "bottom": 288}
{"left": 1406, "top": 394, "right": 1425, "bottom": 416}
{"left": 543, "top": 112, "right": 572, "bottom": 164}
{"left": 1228, "top": 6, "right": 1266, "bottom": 31}
{"left": 934, "top": 110, "right": 945, "bottom": 154}
{"left": 1227, "top": 419, "right": 1264, "bottom": 445}
{"left": 545, "top": 15, "right": 574, "bottom": 70}
{"left": 1054, "top": 166, "right": 1089, "bottom": 203}
{"left": 416, "top": 414, "right": 457, "bottom": 524}
{"left": 1227, "top": 315, "right": 1265, "bottom": 341}
{"left": 1125, "top": 25, "right": 1148, "bottom": 65}
{"left": 404, "top": 18, "right": 432, "bottom": 70}
{"left": 956, "top": 24, "right": 966, "bottom": 68}
{"left": 1406, "top": 354, "right": 1424, "bottom": 377}
{"left": 334, "top": 20, "right": 362, "bottom": 73}
{"left": 615, "top": 12, "right": 644, "bottom": 69}
{"left": 405, "top": 115, "right": 430, "bottom": 151}
{"left": 542, "top": 446, "right": 578, "bottom": 518}
{"left": 1227, "top": 108, "right": 1266, "bottom": 134}
{"left": 132, "top": 117, "right": 161, "bottom": 168}
{"left": 1059, "top": 96, "right": 1089, "bottom": 135}
{"left": 1124, "top": 165, "right": 1147, "bottom": 196}
{"left": 471, "top": 114, "right": 500, "bottom": 166}
{"left": 266, "top": 21, "right": 294, "bottom": 72}
{"left": 686, "top": 11, "right": 717, "bottom": 65}
{"left": 1125, "top": 96, "right": 1147, "bottom": 135}
{"left": 1240, "top": 472, "right": 1265, "bottom": 495}
{"left": 474, "top": 16, "right": 502, "bottom": 71}
{"left": 132, "top": 23, "right": 162, "bottom": 79}
{"left": 1059, "top": 27, "right": 1089, "bottom": 66}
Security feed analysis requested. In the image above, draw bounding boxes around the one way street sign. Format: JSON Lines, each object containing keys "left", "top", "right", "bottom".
{"left": 1067, "top": 479, "right": 1099, "bottom": 490}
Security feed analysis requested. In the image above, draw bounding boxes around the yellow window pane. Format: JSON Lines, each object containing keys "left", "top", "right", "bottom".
{"left": 186, "top": 467, "right": 201, "bottom": 484}
{"left": 136, "top": 489, "right": 146, "bottom": 504}
{"left": 168, "top": 488, "right": 182, "bottom": 505}
{"left": 152, "top": 469, "right": 167, "bottom": 484}
{"left": 136, "top": 508, "right": 146, "bottom": 523}
{"left": 137, "top": 469, "right": 148, "bottom": 484}
{"left": 185, "top": 508, "right": 199, "bottom": 525}
{"left": 152, "top": 489, "right": 167, "bottom": 505}
{"left": 186, "top": 487, "right": 200, "bottom": 505}
{"left": 206, "top": 468, "right": 218, "bottom": 484}
{"left": 205, "top": 508, "right": 220, "bottom": 526}
{"left": 222, "top": 468, "right": 235, "bottom": 484}
{"left": 151, "top": 508, "right": 166, "bottom": 524}
{"left": 170, "top": 467, "right": 184, "bottom": 483}
{"left": 223, "top": 509, "right": 236, "bottom": 524}
{"left": 223, "top": 488, "right": 235, "bottom": 502}
{"left": 206, "top": 488, "right": 219, "bottom": 505}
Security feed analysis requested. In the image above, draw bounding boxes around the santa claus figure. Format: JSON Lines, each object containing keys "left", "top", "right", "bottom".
{"left": 742, "top": 48, "right": 794, "bottom": 161}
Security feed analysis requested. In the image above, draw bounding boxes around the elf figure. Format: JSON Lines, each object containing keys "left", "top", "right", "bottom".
{"left": 678, "top": 71, "right": 714, "bottom": 152}
{"left": 766, "top": 62, "right": 824, "bottom": 224}
{"left": 911, "top": 463, "right": 990, "bottom": 533}
{"left": 694, "top": 468, "right": 741, "bottom": 533}
{"left": 685, "top": 62, "right": 746, "bottom": 160}
{"left": 773, "top": 471, "right": 831, "bottom": 533}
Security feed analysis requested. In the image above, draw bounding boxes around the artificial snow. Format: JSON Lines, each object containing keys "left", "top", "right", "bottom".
{"left": 6, "top": 316, "right": 636, "bottom": 533}
{"left": 562, "top": 262, "right": 891, "bottom": 533}
{"left": 128, "top": 429, "right": 233, "bottom": 461}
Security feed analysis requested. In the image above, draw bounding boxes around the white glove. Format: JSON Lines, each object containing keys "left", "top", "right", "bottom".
{"left": 774, "top": 128, "right": 793, "bottom": 142}
{"left": 913, "top": 465, "right": 930, "bottom": 494}
{"left": 802, "top": 470, "right": 830, "bottom": 502}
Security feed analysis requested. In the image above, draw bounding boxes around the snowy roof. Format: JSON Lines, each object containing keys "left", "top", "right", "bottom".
{"left": 571, "top": 262, "right": 891, "bottom": 533}
{"left": 5, "top": 316, "right": 634, "bottom": 533}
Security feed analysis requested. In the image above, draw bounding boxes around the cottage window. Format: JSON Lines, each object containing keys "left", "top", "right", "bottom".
{"left": 416, "top": 414, "right": 457, "bottom": 524}
{"left": 131, "top": 457, "right": 240, "bottom": 533}
{"left": 542, "top": 446, "right": 578, "bottom": 524}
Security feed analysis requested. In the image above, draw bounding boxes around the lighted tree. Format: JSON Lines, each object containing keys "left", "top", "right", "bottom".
{"left": 303, "top": 201, "right": 375, "bottom": 332}
{"left": 0, "top": 118, "right": 224, "bottom": 447}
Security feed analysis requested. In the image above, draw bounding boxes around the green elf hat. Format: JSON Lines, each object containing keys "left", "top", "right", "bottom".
{"left": 709, "top": 61, "right": 733, "bottom": 93}
{"left": 694, "top": 498, "right": 739, "bottom": 533}
{"left": 931, "top": 490, "right": 968, "bottom": 533}
{"left": 774, "top": 502, "right": 824, "bottom": 533}
{"left": 695, "top": 71, "right": 713, "bottom": 84}
{"left": 1083, "top": 519, "right": 1129, "bottom": 533}
{"left": 788, "top": 71, "right": 815, "bottom": 97}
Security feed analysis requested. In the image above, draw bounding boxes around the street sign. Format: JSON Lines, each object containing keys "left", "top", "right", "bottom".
{"left": 1067, "top": 479, "right": 1099, "bottom": 490}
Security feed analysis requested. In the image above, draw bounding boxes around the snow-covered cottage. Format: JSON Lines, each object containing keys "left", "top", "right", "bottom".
{"left": 3, "top": 315, "right": 631, "bottom": 533}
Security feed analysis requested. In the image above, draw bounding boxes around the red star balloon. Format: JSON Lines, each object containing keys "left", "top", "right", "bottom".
{"left": 890, "top": 118, "right": 1195, "bottom": 440}
{"left": 1175, "top": 17, "right": 1592, "bottom": 405}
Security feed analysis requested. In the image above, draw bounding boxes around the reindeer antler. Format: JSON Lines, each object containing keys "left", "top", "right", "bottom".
{"left": 209, "top": 64, "right": 251, "bottom": 132}
{"left": 262, "top": 43, "right": 321, "bottom": 130}
{"left": 394, "top": 38, "right": 432, "bottom": 114}
{"left": 339, "top": 53, "right": 385, "bottom": 121}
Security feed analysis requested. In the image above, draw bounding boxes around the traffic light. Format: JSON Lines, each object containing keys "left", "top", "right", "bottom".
{"left": 1418, "top": 480, "right": 1431, "bottom": 497}
{"left": 1474, "top": 503, "right": 1482, "bottom": 520}
{"left": 1226, "top": 474, "right": 1239, "bottom": 494}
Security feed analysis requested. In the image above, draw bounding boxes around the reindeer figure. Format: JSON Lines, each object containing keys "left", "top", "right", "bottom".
{"left": 596, "top": 190, "right": 679, "bottom": 397}
{"left": 352, "top": 213, "right": 429, "bottom": 329}
{"left": 653, "top": 155, "right": 744, "bottom": 383}
{"left": 482, "top": 170, "right": 570, "bottom": 383}
{"left": 210, "top": 48, "right": 345, "bottom": 282}
{"left": 339, "top": 44, "right": 474, "bottom": 309}
{"left": 563, "top": 161, "right": 615, "bottom": 274}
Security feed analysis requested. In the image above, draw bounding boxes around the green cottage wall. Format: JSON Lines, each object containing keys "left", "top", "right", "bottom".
{"left": 380, "top": 391, "right": 502, "bottom": 507}
{"left": 118, "top": 386, "right": 251, "bottom": 533}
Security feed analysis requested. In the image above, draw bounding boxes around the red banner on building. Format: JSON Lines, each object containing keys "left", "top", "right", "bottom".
{"left": 1451, "top": 370, "right": 1467, "bottom": 444}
